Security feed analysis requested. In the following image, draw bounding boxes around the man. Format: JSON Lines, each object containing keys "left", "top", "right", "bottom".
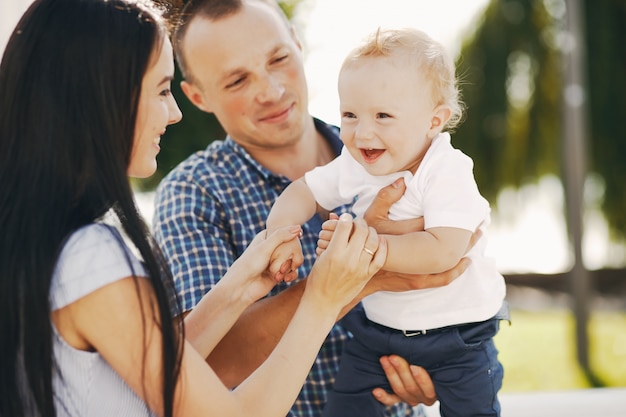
{"left": 153, "top": 0, "right": 468, "bottom": 415}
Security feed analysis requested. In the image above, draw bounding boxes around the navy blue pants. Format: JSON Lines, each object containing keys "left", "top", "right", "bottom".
{"left": 322, "top": 305, "right": 504, "bottom": 417}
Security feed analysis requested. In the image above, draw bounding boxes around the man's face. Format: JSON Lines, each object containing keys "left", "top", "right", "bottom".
{"left": 181, "top": 1, "right": 309, "bottom": 151}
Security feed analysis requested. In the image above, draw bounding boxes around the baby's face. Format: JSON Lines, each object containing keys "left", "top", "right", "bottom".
{"left": 338, "top": 55, "right": 438, "bottom": 176}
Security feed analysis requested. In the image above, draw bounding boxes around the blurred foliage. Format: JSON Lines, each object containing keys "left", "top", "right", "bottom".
{"left": 454, "top": 0, "right": 626, "bottom": 239}
{"left": 454, "top": 0, "right": 561, "bottom": 199}
{"left": 142, "top": 0, "right": 626, "bottom": 240}
{"left": 137, "top": 0, "right": 302, "bottom": 190}
{"left": 583, "top": 0, "right": 626, "bottom": 240}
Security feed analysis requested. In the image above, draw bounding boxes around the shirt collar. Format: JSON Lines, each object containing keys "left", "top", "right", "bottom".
{"left": 223, "top": 117, "right": 342, "bottom": 181}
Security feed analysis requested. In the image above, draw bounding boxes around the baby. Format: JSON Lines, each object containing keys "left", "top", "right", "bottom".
{"left": 266, "top": 27, "right": 507, "bottom": 417}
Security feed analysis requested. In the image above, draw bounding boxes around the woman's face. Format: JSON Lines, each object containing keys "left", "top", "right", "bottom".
{"left": 128, "top": 37, "right": 182, "bottom": 178}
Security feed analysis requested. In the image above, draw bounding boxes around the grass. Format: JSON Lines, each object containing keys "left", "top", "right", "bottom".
{"left": 495, "top": 309, "right": 626, "bottom": 392}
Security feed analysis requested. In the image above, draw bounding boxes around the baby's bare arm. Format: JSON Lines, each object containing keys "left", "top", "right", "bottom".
{"left": 266, "top": 178, "right": 318, "bottom": 233}
{"left": 383, "top": 227, "right": 472, "bottom": 274}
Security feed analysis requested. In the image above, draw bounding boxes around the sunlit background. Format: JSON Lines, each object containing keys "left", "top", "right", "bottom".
{"left": 4, "top": 0, "right": 623, "bottom": 274}
{"left": 3, "top": 0, "right": 625, "bottom": 412}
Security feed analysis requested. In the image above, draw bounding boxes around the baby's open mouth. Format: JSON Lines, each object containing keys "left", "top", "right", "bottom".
{"left": 361, "top": 148, "right": 385, "bottom": 162}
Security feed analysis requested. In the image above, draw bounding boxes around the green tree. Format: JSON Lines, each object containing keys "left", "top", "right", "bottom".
{"left": 583, "top": 0, "right": 626, "bottom": 239}
{"left": 454, "top": 0, "right": 626, "bottom": 240}
{"left": 454, "top": 0, "right": 561, "bottom": 208}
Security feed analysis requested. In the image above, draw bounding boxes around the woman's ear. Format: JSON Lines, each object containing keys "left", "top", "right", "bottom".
{"left": 428, "top": 105, "right": 452, "bottom": 138}
{"left": 181, "top": 80, "right": 213, "bottom": 113}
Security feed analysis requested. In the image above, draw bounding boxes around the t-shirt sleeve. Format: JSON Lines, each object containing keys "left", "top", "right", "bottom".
{"left": 422, "top": 149, "right": 490, "bottom": 231}
{"left": 305, "top": 148, "right": 360, "bottom": 211}
{"left": 50, "top": 224, "right": 146, "bottom": 311}
{"left": 152, "top": 174, "right": 237, "bottom": 313}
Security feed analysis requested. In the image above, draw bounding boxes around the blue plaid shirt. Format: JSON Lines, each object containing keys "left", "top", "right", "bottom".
{"left": 153, "top": 118, "right": 417, "bottom": 417}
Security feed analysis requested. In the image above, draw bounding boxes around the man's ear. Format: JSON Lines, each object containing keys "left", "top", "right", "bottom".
{"left": 181, "top": 80, "right": 213, "bottom": 113}
{"left": 428, "top": 105, "right": 452, "bottom": 138}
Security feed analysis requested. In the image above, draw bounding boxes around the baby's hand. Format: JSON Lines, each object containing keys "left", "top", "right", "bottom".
{"left": 316, "top": 213, "right": 340, "bottom": 256}
{"left": 269, "top": 238, "right": 304, "bottom": 282}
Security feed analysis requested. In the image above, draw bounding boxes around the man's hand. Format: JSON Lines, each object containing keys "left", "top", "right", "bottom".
{"left": 363, "top": 258, "right": 470, "bottom": 295}
{"left": 373, "top": 355, "right": 437, "bottom": 407}
{"left": 363, "top": 178, "right": 424, "bottom": 235}
{"left": 317, "top": 179, "right": 420, "bottom": 257}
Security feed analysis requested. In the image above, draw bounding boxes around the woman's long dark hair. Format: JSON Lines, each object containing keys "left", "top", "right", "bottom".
{"left": 0, "top": 0, "right": 183, "bottom": 416}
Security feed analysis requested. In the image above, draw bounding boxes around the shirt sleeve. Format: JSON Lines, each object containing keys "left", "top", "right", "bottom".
{"left": 305, "top": 149, "right": 359, "bottom": 211}
{"left": 421, "top": 148, "right": 490, "bottom": 231}
{"left": 153, "top": 175, "right": 235, "bottom": 313}
{"left": 50, "top": 224, "right": 146, "bottom": 311}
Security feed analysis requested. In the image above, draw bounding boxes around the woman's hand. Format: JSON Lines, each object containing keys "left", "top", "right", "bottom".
{"left": 227, "top": 225, "right": 302, "bottom": 304}
{"left": 307, "top": 213, "right": 387, "bottom": 311}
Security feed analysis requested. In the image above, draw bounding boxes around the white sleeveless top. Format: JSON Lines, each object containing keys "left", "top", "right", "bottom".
{"left": 50, "top": 223, "right": 155, "bottom": 417}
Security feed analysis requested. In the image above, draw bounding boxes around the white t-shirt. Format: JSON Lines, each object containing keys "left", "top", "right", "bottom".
{"left": 50, "top": 223, "right": 155, "bottom": 417}
{"left": 305, "top": 133, "right": 506, "bottom": 330}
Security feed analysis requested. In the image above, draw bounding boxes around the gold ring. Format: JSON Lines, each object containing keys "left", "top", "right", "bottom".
{"left": 362, "top": 247, "right": 375, "bottom": 256}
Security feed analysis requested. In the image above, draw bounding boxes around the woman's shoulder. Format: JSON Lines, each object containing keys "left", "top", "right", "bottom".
{"left": 51, "top": 223, "right": 146, "bottom": 310}
{"left": 61, "top": 223, "right": 121, "bottom": 250}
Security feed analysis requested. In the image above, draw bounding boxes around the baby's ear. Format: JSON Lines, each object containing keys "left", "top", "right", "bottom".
{"left": 428, "top": 105, "right": 452, "bottom": 138}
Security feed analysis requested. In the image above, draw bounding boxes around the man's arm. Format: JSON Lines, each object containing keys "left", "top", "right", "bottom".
{"left": 206, "top": 253, "right": 471, "bottom": 389}
{"left": 204, "top": 281, "right": 306, "bottom": 388}
{"left": 152, "top": 176, "right": 298, "bottom": 388}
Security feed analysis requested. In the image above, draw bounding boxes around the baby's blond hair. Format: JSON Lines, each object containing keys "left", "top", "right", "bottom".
{"left": 341, "top": 28, "right": 464, "bottom": 131}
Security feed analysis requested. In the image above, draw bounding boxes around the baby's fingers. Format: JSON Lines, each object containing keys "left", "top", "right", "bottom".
{"left": 283, "top": 268, "right": 299, "bottom": 282}
{"left": 325, "top": 213, "right": 356, "bottom": 251}
{"left": 316, "top": 230, "right": 332, "bottom": 256}
{"left": 269, "top": 258, "right": 286, "bottom": 280}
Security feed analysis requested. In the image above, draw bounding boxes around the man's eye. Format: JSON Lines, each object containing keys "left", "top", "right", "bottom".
{"left": 160, "top": 88, "right": 172, "bottom": 97}
{"left": 272, "top": 54, "right": 288, "bottom": 64}
{"left": 226, "top": 77, "right": 245, "bottom": 89}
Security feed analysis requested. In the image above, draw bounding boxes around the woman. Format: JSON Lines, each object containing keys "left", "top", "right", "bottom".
{"left": 0, "top": 0, "right": 387, "bottom": 416}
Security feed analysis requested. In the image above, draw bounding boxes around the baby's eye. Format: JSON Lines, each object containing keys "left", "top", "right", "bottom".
{"left": 342, "top": 112, "right": 356, "bottom": 119}
{"left": 377, "top": 113, "right": 392, "bottom": 119}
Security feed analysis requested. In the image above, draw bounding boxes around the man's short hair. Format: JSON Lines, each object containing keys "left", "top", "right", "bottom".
{"left": 171, "top": 0, "right": 289, "bottom": 85}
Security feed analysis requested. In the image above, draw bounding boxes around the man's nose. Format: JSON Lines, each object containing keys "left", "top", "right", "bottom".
{"left": 256, "top": 74, "right": 285, "bottom": 103}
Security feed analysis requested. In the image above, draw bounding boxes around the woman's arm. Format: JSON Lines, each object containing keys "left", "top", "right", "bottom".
{"left": 53, "top": 215, "right": 385, "bottom": 417}
{"left": 184, "top": 226, "right": 302, "bottom": 356}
